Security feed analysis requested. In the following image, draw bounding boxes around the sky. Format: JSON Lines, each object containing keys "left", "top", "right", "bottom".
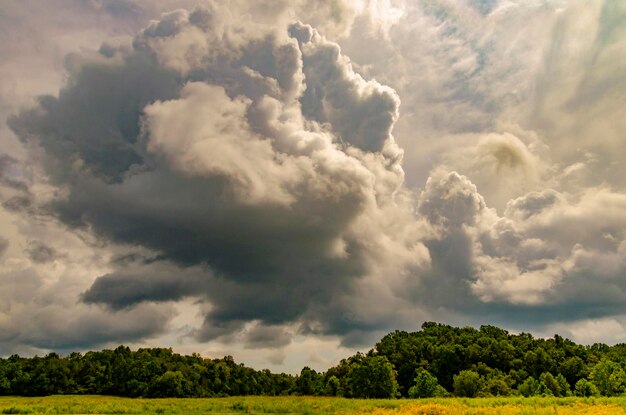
{"left": 0, "top": 0, "right": 625, "bottom": 373}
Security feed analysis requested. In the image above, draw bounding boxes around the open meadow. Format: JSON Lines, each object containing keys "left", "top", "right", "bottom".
{"left": 2, "top": 396, "right": 626, "bottom": 415}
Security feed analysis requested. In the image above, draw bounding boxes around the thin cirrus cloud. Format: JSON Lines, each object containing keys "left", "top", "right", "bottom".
{"left": 0, "top": 0, "right": 625, "bottom": 369}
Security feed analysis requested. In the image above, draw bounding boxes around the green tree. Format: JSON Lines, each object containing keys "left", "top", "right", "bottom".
{"left": 590, "top": 359, "right": 626, "bottom": 396}
{"left": 323, "top": 375, "right": 341, "bottom": 396}
{"left": 539, "top": 372, "right": 561, "bottom": 397}
{"left": 297, "top": 367, "right": 320, "bottom": 395}
{"left": 347, "top": 355, "right": 399, "bottom": 398}
{"left": 517, "top": 376, "right": 552, "bottom": 397}
{"left": 482, "top": 372, "right": 513, "bottom": 397}
{"left": 408, "top": 368, "right": 444, "bottom": 398}
{"left": 574, "top": 378, "right": 600, "bottom": 397}
{"left": 555, "top": 373, "right": 571, "bottom": 397}
{"left": 0, "top": 363, "right": 10, "bottom": 395}
{"left": 559, "top": 356, "right": 587, "bottom": 387}
{"left": 453, "top": 370, "right": 483, "bottom": 397}
{"left": 149, "top": 371, "right": 184, "bottom": 397}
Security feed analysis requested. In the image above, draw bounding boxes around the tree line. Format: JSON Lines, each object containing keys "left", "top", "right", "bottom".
{"left": 2, "top": 322, "right": 626, "bottom": 398}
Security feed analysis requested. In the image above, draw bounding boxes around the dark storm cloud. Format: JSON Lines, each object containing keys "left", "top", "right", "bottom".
{"left": 82, "top": 263, "right": 210, "bottom": 309}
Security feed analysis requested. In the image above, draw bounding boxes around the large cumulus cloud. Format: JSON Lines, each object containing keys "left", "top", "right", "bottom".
{"left": 10, "top": 4, "right": 427, "bottom": 348}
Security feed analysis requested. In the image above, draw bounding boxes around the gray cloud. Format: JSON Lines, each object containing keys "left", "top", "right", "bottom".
{"left": 25, "top": 240, "right": 60, "bottom": 264}
{"left": 0, "top": 155, "right": 28, "bottom": 191}
{"left": 0, "top": 262, "right": 175, "bottom": 354}
{"left": 0, "top": 302, "right": 175, "bottom": 353}
{"left": 82, "top": 262, "right": 210, "bottom": 309}
{"left": 10, "top": 6, "right": 427, "bottom": 348}
{"left": 242, "top": 324, "right": 292, "bottom": 349}
{"left": 0, "top": 237, "right": 7, "bottom": 258}
{"left": 2, "top": 195, "right": 34, "bottom": 214}
{"left": 2, "top": 0, "right": 626, "bottom": 357}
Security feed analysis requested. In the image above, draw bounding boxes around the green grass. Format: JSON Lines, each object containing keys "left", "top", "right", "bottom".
{"left": 2, "top": 396, "right": 626, "bottom": 415}
{"left": 0, "top": 396, "right": 400, "bottom": 415}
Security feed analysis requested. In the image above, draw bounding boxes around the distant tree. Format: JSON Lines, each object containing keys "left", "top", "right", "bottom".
{"left": 9, "top": 321, "right": 626, "bottom": 399}
{"left": 555, "top": 373, "right": 572, "bottom": 397}
{"left": 574, "top": 379, "right": 600, "bottom": 397}
{"left": 149, "top": 371, "right": 184, "bottom": 397}
{"left": 523, "top": 348, "right": 554, "bottom": 378}
{"left": 590, "top": 359, "right": 626, "bottom": 396}
{"left": 559, "top": 356, "right": 587, "bottom": 387}
{"left": 453, "top": 370, "right": 483, "bottom": 397}
{"left": 0, "top": 362, "right": 10, "bottom": 395}
{"left": 539, "top": 372, "right": 561, "bottom": 397}
{"left": 408, "top": 368, "right": 445, "bottom": 398}
{"left": 347, "top": 355, "right": 399, "bottom": 398}
{"left": 482, "top": 372, "right": 513, "bottom": 397}
{"left": 323, "top": 375, "right": 341, "bottom": 396}
{"left": 297, "top": 367, "right": 320, "bottom": 395}
{"left": 518, "top": 376, "right": 552, "bottom": 397}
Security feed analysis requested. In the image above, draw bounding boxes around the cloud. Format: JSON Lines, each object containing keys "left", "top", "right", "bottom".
{"left": 266, "top": 349, "right": 287, "bottom": 366}
{"left": 541, "top": 317, "right": 626, "bottom": 345}
{"left": 2, "top": 0, "right": 626, "bottom": 358}
{"left": 0, "top": 301, "right": 175, "bottom": 353}
{"left": 293, "top": 22, "right": 401, "bottom": 154}
{"left": 242, "top": 324, "right": 293, "bottom": 349}
{"left": 435, "top": 132, "right": 548, "bottom": 211}
{"left": 0, "top": 237, "right": 8, "bottom": 258}
{"left": 0, "top": 260, "right": 176, "bottom": 354}
{"left": 25, "top": 240, "right": 61, "bottom": 264}
{"left": 0, "top": 155, "right": 28, "bottom": 191}
{"left": 413, "top": 170, "right": 626, "bottom": 321}
{"left": 9, "top": 6, "right": 428, "bottom": 348}
{"left": 82, "top": 262, "right": 211, "bottom": 310}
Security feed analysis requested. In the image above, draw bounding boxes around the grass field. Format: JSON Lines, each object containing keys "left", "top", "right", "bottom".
{"left": 2, "top": 396, "right": 626, "bottom": 414}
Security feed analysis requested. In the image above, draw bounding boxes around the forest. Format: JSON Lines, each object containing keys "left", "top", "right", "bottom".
{"left": 1, "top": 322, "right": 626, "bottom": 399}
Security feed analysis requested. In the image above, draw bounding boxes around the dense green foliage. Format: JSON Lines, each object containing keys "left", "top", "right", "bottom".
{"left": 0, "top": 347, "right": 295, "bottom": 398}
{"left": 3, "top": 322, "right": 626, "bottom": 398}
{"left": 373, "top": 322, "right": 626, "bottom": 398}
